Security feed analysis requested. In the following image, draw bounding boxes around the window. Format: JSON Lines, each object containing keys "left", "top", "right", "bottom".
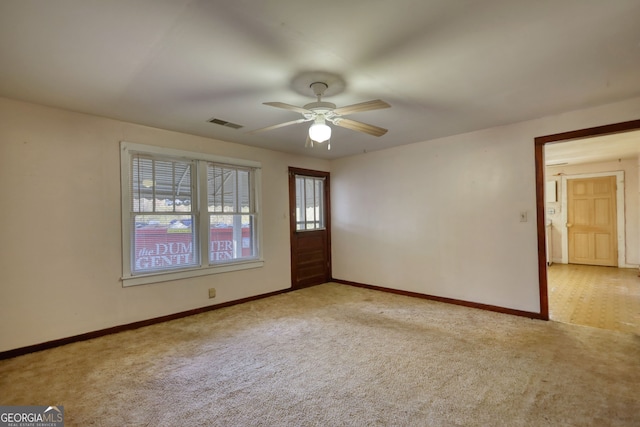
{"left": 295, "top": 175, "right": 325, "bottom": 230}
{"left": 208, "top": 163, "right": 257, "bottom": 263}
{"left": 130, "top": 155, "right": 199, "bottom": 273}
{"left": 121, "top": 142, "right": 262, "bottom": 286}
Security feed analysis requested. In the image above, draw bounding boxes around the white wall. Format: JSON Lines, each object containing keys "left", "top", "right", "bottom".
{"left": 331, "top": 97, "right": 640, "bottom": 313}
{"left": 546, "top": 159, "right": 639, "bottom": 266}
{"left": 0, "top": 97, "right": 330, "bottom": 352}
{"left": 3, "top": 95, "right": 640, "bottom": 352}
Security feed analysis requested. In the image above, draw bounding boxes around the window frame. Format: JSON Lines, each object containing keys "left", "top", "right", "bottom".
{"left": 120, "top": 141, "right": 263, "bottom": 287}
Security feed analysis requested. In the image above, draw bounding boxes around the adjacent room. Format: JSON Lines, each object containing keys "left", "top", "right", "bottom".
{"left": 1, "top": 1, "right": 639, "bottom": 425}
{"left": 544, "top": 132, "right": 640, "bottom": 333}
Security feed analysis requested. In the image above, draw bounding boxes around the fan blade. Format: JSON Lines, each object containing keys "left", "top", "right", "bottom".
{"left": 247, "top": 118, "right": 309, "bottom": 134}
{"left": 333, "top": 118, "right": 388, "bottom": 137}
{"left": 332, "top": 99, "right": 390, "bottom": 116}
{"left": 263, "top": 102, "right": 312, "bottom": 115}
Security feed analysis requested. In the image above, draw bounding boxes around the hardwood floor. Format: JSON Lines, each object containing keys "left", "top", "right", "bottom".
{"left": 548, "top": 263, "right": 640, "bottom": 334}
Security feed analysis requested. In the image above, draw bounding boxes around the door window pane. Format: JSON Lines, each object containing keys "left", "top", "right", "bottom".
{"left": 295, "top": 175, "right": 325, "bottom": 230}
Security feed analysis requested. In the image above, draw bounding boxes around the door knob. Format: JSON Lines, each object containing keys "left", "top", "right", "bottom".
{"left": 566, "top": 223, "right": 573, "bottom": 228}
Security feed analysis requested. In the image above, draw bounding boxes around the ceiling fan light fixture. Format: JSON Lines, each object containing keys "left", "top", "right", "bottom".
{"left": 250, "top": 76, "right": 390, "bottom": 147}
{"left": 308, "top": 121, "right": 331, "bottom": 143}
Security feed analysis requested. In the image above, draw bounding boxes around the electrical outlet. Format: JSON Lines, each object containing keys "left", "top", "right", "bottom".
{"left": 208, "top": 288, "right": 216, "bottom": 299}
{"left": 520, "top": 211, "right": 528, "bottom": 222}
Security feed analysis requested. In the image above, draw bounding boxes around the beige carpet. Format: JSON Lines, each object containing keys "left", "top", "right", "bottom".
{"left": 1, "top": 283, "right": 639, "bottom": 426}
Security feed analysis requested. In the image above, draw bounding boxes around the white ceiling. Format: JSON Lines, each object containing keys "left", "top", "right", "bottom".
{"left": 545, "top": 130, "right": 640, "bottom": 167}
{"left": 1, "top": 0, "right": 640, "bottom": 160}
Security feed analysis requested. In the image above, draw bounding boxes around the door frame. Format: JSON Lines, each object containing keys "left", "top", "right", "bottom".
{"left": 288, "top": 167, "right": 332, "bottom": 288}
{"left": 560, "top": 171, "right": 626, "bottom": 266}
{"left": 534, "top": 118, "right": 640, "bottom": 320}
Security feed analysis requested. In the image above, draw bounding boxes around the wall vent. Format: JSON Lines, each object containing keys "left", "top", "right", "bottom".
{"left": 208, "top": 117, "right": 243, "bottom": 129}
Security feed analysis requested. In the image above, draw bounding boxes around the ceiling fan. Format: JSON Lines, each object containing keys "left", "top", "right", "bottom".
{"left": 248, "top": 81, "right": 390, "bottom": 150}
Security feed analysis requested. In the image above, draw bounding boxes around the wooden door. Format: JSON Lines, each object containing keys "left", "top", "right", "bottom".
{"left": 289, "top": 167, "right": 331, "bottom": 288}
{"left": 567, "top": 176, "right": 617, "bottom": 266}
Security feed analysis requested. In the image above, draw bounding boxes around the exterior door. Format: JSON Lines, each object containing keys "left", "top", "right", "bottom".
{"left": 567, "top": 176, "right": 617, "bottom": 266}
{"left": 288, "top": 167, "right": 331, "bottom": 288}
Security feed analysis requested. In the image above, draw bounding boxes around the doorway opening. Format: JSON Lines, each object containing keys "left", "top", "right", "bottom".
{"left": 535, "top": 119, "right": 640, "bottom": 332}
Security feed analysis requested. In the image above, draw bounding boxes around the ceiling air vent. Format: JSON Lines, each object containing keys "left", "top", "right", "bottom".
{"left": 207, "top": 117, "right": 243, "bottom": 130}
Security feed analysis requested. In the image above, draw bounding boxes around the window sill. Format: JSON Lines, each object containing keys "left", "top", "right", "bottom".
{"left": 122, "top": 259, "right": 264, "bottom": 287}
